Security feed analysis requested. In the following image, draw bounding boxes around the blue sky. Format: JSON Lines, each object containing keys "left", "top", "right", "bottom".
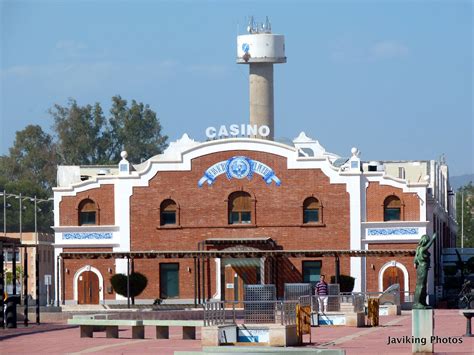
{"left": 1, "top": 0, "right": 472, "bottom": 176}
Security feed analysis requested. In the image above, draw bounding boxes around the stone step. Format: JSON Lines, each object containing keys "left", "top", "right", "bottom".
{"left": 61, "top": 304, "right": 108, "bottom": 312}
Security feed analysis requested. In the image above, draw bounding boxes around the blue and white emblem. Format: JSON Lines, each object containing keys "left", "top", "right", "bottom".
{"left": 242, "top": 43, "right": 250, "bottom": 53}
{"left": 198, "top": 156, "right": 281, "bottom": 187}
{"left": 226, "top": 156, "right": 252, "bottom": 180}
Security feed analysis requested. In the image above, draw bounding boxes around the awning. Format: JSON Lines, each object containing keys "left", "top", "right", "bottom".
{"left": 204, "top": 237, "right": 277, "bottom": 248}
{"left": 59, "top": 249, "right": 416, "bottom": 260}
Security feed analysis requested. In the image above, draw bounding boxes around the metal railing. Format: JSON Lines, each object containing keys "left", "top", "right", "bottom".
{"left": 309, "top": 294, "right": 365, "bottom": 313}
{"left": 203, "top": 300, "right": 300, "bottom": 326}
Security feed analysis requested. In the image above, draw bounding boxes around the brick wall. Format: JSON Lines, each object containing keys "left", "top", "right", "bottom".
{"left": 366, "top": 182, "right": 420, "bottom": 221}
{"left": 365, "top": 243, "right": 417, "bottom": 294}
{"left": 127, "top": 150, "right": 351, "bottom": 299}
{"left": 62, "top": 247, "right": 115, "bottom": 300}
{"left": 59, "top": 184, "right": 115, "bottom": 225}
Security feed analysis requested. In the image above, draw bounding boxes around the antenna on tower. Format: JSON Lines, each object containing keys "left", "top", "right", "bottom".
{"left": 265, "top": 16, "right": 271, "bottom": 33}
{"left": 247, "top": 16, "right": 255, "bottom": 33}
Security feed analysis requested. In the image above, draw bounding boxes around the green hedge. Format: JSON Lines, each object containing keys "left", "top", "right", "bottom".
{"left": 110, "top": 272, "right": 148, "bottom": 298}
{"left": 330, "top": 275, "right": 355, "bottom": 292}
{"left": 443, "top": 265, "right": 458, "bottom": 276}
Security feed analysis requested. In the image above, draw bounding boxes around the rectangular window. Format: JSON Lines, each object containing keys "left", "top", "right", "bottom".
{"left": 240, "top": 212, "right": 251, "bottom": 223}
{"left": 384, "top": 208, "right": 401, "bottom": 221}
{"left": 302, "top": 261, "right": 322, "bottom": 287}
{"left": 160, "top": 263, "right": 179, "bottom": 298}
{"left": 303, "top": 210, "right": 319, "bottom": 223}
{"left": 229, "top": 212, "right": 251, "bottom": 224}
{"left": 79, "top": 211, "right": 96, "bottom": 225}
{"left": 398, "top": 167, "right": 406, "bottom": 179}
{"left": 161, "top": 211, "right": 176, "bottom": 225}
{"left": 229, "top": 212, "right": 239, "bottom": 224}
{"left": 4, "top": 251, "right": 20, "bottom": 262}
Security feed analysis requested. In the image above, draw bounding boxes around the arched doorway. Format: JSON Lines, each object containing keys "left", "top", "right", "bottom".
{"left": 78, "top": 271, "right": 100, "bottom": 304}
{"left": 382, "top": 266, "right": 405, "bottom": 303}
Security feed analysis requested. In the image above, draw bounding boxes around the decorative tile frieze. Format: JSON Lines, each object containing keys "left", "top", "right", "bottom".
{"left": 63, "top": 232, "right": 113, "bottom": 240}
{"left": 367, "top": 228, "right": 419, "bottom": 236}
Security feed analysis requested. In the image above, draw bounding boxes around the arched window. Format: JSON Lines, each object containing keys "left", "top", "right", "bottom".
{"left": 79, "top": 199, "right": 97, "bottom": 225}
{"left": 303, "top": 197, "right": 321, "bottom": 223}
{"left": 384, "top": 196, "right": 402, "bottom": 221}
{"left": 228, "top": 191, "right": 252, "bottom": 224}
{"left": 160, "top": 199, "right": 177, "bottom": 225}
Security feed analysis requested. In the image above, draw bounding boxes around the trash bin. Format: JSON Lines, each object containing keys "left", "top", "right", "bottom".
{"left": 5, "top": 295, "right": 20, "bottom": 328}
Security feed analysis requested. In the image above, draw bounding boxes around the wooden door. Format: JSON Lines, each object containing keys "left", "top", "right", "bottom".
{"left": 224, "top": 264, "right": 258, "bottom": 303}
{"left": 383, "top": 266, "right": 404, "bottom": 303}
{"left": 78, "top": 271, "right": 99, "bottom": 304}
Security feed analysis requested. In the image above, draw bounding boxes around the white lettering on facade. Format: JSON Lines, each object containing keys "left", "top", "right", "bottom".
{"left": 205, "top": 124, "right": 270, "bottom": 139}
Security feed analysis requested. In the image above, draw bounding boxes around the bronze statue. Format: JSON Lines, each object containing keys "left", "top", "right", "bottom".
{"left": 413, "top": 233, "right": 437, "bottom": 309}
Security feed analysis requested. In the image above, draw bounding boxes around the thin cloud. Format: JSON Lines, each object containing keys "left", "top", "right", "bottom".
{"left": 55, "top": 40, "right": 88, "bottom": 58}
{"left": 369, "top": 40, "right": 409, "bottom": 60}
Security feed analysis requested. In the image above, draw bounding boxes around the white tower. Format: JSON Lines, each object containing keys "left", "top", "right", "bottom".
{"left": 237, "top": 17, "right": 286, "bottom": 140}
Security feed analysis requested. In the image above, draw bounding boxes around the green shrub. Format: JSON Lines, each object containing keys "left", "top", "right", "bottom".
{"left": 110, "top": 272, "right": 148, "bottom": 298}
{"left": 330, "top": 275, "right": 355, "bottom": 292}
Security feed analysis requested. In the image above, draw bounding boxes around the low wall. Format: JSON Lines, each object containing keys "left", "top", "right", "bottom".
{"left": 202, "top": 324, "right": 298, "bottom": 347}
{"left": 313, "top": 312, "right": 365, "bottom": 327}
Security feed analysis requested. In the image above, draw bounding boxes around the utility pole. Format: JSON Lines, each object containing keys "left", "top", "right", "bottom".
{"left": 461, "top": 191, "right": 464, "bottom": 249}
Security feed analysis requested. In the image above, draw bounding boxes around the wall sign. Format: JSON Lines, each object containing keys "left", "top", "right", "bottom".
{"left": 198, "top": 156, "right": 281, "bottom": 187}
{"left": 205, "top": 124, "right": 270, "bottom": 139}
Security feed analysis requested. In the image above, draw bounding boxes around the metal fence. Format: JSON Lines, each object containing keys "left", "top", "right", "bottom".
{"left": 309, "top": 294, "right": 364, "bottom": 313}
{"left": 203, "top": 300, "right": 299, "bottom": 326}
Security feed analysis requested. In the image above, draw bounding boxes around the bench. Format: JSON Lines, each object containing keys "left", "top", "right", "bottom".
{"left": 142, "top": 320, "right": 204, "bottom": 340}
{"left": 67, "top": 319, "right": 145, "bottom": 339}
{"left": 459, "top": 310, "right": 474, "bottom": 337}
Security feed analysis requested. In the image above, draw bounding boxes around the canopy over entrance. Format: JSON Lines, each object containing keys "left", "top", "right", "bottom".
{"left": 59, "top": 249, "right": 415, "bottom": 259}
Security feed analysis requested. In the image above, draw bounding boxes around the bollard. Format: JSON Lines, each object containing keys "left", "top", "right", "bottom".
{"left": 367, "top": 298, "right": 379, "bottom": 326}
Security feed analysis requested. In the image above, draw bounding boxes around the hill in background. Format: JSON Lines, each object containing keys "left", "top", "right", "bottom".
{"left": 451, "top": 174, "right": 474, "bottom": 190}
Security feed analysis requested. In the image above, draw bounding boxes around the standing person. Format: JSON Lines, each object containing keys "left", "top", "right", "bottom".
{"left": 315, "top": 274, "right": 328, "bottom": 313}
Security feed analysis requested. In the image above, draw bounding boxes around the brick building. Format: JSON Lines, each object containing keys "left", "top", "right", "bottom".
{"left": 52, "top": 132, "right": 456, "bottom": 306}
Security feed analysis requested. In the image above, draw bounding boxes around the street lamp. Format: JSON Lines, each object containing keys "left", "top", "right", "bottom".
{"left": 0, "top": 191, "right": 15, "bottom": 236}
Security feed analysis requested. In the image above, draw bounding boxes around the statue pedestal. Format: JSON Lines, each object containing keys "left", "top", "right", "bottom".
{"left": 412, "top": 309, "right": 434, "bottom": 353}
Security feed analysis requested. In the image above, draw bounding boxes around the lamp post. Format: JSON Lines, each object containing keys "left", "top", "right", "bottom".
{"left": 31, "top": 196, "right": 53, "bottom": 323}
{"left": 461, "top": 191, "right": 464, "bottom": 249}
{"left": 2, "top": 190, "right": 5, "bottom": 236}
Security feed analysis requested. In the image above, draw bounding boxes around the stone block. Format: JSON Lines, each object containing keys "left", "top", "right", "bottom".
{"left": 155, "top": 325, "right": 169, "bottom": 339}
{"left": 132, "top": 325, "right": 145, "bottom": 339}
{"left": 80, "top": 325, "right": 93, "bottom": 338}
{"left": 345, "top": 312, "right": 365, "bottom": 327}
{"left": 201, "top": 326, "right": 220, "bottom": 347}
{"left": 106, "top": 326, "right": 118, "bottom": 338}
{"left": 183, "top": 326, "right": 196, "bottom": 340}
{"left": 412, "top": 309, "right": 434, "bottom": 353}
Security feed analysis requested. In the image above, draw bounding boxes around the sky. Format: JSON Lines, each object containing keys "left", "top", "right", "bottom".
{"left": 0, "top": 0, "right": 472, "bottom": 176}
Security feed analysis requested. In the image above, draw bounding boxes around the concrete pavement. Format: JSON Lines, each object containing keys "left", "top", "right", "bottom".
{"left": 0, "top": 310, "right": 472, "bottom": 354}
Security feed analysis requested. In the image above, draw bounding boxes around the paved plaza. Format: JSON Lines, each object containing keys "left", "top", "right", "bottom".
{"left": 1, "top": 310, "right": 472, "bottom": 354}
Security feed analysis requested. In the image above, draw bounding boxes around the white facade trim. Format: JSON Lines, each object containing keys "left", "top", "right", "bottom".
{"left": 378, "top": 260, "right": 410, "bottom": 293}
{"left": 73, "top": 265, "right": 104, "bottom": 304}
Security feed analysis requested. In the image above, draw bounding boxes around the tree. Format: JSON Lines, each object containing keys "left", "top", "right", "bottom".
{"left": 0, "top": 125, "right": 58, "bottom": 190}
{"left": 50, "top": 99, "right": 110, "bottom": 165}
{"left": 0, "top": 178, "right": 53, "bottom": 233}
{"left": 0, "top": 126, "right": 56, "bottom": 232}
{"left": 456, "top": 182, "right": 474, "bottom": 248}
{"left": 51, "top": 96, "right": 168, "bottom": 165}
{"left": 108, "top": 96, "right": 168, "bottom": 163}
